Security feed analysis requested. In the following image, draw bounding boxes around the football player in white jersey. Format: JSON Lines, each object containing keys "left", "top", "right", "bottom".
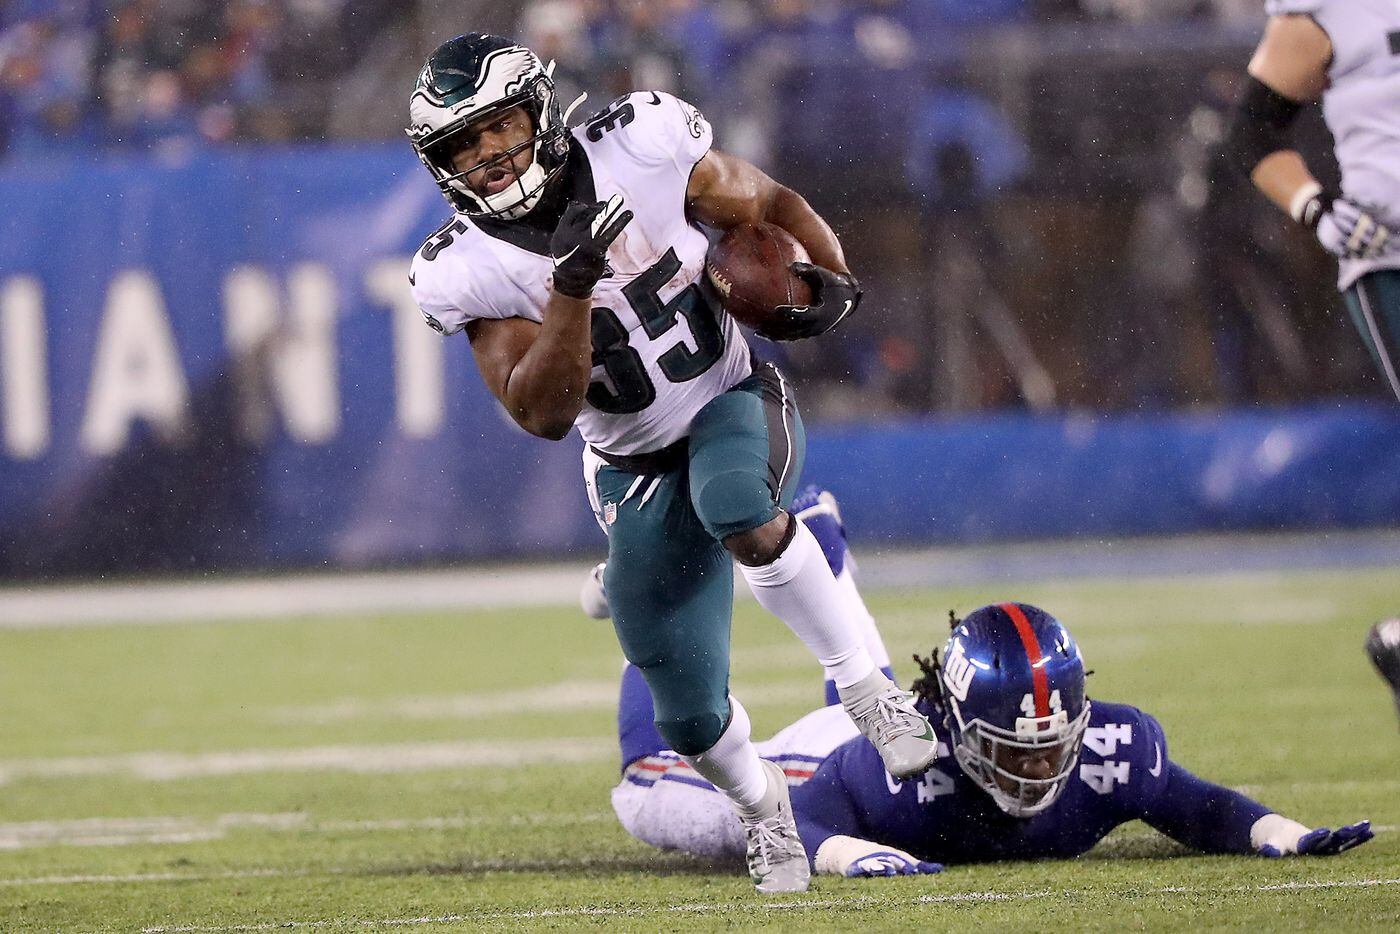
{"left": 1221, "top": 0, "right": 1400, "bottom": 400}
{"left": 404, "top": 34, "right": 937, "bottom": 893}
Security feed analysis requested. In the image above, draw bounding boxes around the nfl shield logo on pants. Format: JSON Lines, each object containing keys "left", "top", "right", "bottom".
{"left": 603, "top": 502, "right": 617, "bottom": 526}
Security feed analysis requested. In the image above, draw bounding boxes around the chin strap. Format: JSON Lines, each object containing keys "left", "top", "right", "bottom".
{"left": 545, "top": 59, "right": 589, "bottom": 126}
{"left": 481, "top": 161, "right": 547, "bottom": 218}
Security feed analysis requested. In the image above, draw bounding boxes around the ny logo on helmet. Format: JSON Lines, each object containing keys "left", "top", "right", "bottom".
{"left": 943, "top": 637, "right": 976, "bottom": 702}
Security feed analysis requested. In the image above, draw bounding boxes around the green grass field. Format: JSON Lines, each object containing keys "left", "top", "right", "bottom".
{"left": 2, "top": 565, "right": 1399, "bottom": 931}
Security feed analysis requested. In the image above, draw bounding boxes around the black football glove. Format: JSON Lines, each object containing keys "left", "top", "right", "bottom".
{"left": 763, "top": 262, "right": 862, "bottom": 341}
{"left": 551, "top": 194, "right": 633, "bottom": 299}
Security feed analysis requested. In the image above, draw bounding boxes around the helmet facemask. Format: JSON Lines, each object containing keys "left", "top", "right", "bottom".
{"left": 949, "top": 702, "right": 1090, "bottom": 818}
{"left": 413, "top": 77, "right": 568, "bottom": 219}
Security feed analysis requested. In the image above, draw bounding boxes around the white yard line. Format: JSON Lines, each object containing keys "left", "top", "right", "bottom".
{"left": 0, "top": 806, "right": 1387, "bottom": 852}
{"left": 0, "top": 565, "right": 606, "bottom": 629}
{"left": 0, "top": 812, "right": 616, "bottom": 850}
{"left": 1234, "top": 779, "right": 1400, "bottom": 796}
{"left": 0, "top": 737, "right": 614, "bottom": 786}
{"left": 4, "top": 530, "right": 1399, "bottom": 630}
{"left": 120, "top": 878, "right": 1400, "bottom": 932}
{"left": 264, "top": 681, "right": 620, "bottom": 725}
{"left": 265, "top": 677, "right": 812, "bottom": 725}
{"left": 2, "top": 868, "right": 303, "bottom": 889}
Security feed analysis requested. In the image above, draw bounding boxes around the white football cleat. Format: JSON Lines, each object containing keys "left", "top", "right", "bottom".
{"left": 580, "top": 562, "right": 610, "bottom": 619}
{"left": 839, "top": 668, "right": 938, "bottom": 779}
{"left": 740, "top": 759, "right": 810, "bottom": 894}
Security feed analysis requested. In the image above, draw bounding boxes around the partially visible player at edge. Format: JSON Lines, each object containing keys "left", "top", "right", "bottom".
{"left": 1221, "top": 0, "right": 1400, "bottom": 400}
{"left": 599, "top": 489, "right": 1374, "bottom": 877}
{"left": 1369, "top": 617, "right": 1400, "bottom": 728}
{"left": 404, "top": 34, "right": 936, "bottom": 893}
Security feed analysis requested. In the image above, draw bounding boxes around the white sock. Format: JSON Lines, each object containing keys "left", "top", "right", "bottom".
{"left": 741, "top": 520, "right": 876, "bottom": 690}
{"left": 836, "top": 565, "right": 891, "bottom": 670}
{"left": 681, "top": 695, "right": 770, "bottom": 816}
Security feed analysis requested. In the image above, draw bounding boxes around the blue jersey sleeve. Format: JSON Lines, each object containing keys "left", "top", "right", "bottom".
{"left": 791, "top": 744, "right": 867, "bottom": 860}
{"left": 1138, "top": 763, "right": 1273, "bottom": 854}
{"left": 1109, "top": 707, "right": 1272, "bottom": 854}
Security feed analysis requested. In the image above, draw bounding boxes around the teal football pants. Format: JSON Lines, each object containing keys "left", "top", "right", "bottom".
{"left": 1344, "top": 269, "right": 1400, "bottom": 402}
{"left": 586, "top": 363, "right": 805, "bottom": 756}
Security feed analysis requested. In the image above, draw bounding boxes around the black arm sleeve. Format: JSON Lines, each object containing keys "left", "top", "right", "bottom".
{"left": 1218, "top": 76, "right": 1305, "bottom": 180}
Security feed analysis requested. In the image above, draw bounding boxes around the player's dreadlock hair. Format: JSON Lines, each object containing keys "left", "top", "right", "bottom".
{"left": 909, "top": 609, "right": 962, "bottom": 715}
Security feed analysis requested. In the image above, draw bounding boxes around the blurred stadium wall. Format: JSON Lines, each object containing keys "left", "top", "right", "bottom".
{"left": 1, "top": 1, "right": 1398, "bottom": 577}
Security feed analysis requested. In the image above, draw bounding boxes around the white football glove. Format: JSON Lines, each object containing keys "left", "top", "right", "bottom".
{"left": 1292, "top": 183, "right": 1396, "bottom": 260}
{"left": 579, "top": 562, "right": 609, "bottom": 620}
{"left": 814, "top": 834, "right": 943, "bottom": 878}
{"left": 1250, "top": 813, "right": 1374, "bottom": 857}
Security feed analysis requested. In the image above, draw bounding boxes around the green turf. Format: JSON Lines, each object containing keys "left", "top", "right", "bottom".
{"left": 2, "top": 567, "right": 1399, "bottom": 931}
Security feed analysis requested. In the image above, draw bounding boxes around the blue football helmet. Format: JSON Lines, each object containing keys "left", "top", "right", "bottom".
{"left": 940, "top": 603, "right": 1090, "bottom": 817}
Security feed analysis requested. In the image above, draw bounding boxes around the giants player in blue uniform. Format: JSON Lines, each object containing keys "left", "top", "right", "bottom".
{"left": 605, "top": 491, "right": 1374, "bottom": 878}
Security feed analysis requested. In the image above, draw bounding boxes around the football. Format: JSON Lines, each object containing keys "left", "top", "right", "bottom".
{"left": 705, "top": 222, "right": 814, "bottom": 334}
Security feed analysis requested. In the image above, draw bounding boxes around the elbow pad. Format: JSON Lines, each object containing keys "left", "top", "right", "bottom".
{"left": 1219, "top": 76, "right": 1304, "bottom": 179}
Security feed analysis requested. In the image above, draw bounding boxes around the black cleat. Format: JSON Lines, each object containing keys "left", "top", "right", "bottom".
{"left": 1365, "top": 618, "right": 1400, "bottom": 727}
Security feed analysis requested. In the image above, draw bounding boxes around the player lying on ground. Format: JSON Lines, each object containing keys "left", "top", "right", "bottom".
{"left": 406, "top": 35, "right": 935, "bottom": 893}
{"left": 589, "top": 489, "right": 1373, "bottom": 879}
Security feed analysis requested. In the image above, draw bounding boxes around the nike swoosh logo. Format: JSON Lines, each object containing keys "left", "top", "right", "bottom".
{"left": 553, "top": 245, "right": 580, "bottom": 268}
{"left": 647, "top": 91, "right": 662, "bottom": 105}
{"left": 408, "top": 272, "right": 416, "bottom": 286}
{"left": 1149, "top": 744, "right": 1162, "bottom": 777}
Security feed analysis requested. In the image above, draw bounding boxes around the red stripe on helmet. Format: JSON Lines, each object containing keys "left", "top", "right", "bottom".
{"left": 1001, "top": 602, "right": 1050, "bottom": 718}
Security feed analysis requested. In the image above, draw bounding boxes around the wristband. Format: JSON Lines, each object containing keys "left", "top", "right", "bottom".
{"left": 1289, "top": 181, "right": 1328, "bottom": 229}
{"left": 814, "top": 835, "right": 876, "bottom": 875}
{"left": 1250, "top": 813, "right": 1310, "bottom": 853}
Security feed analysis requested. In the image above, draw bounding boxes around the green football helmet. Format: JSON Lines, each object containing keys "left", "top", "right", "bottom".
{"left": 406, "top": 34, "right": 579, "bottom": 219}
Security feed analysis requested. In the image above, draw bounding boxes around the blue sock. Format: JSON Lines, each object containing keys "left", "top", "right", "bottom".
{"left": 824, "top": 665, "right": 896, "bottom": 706}
{"left": 618, "top": 664, "right": 668, "bottom": 770}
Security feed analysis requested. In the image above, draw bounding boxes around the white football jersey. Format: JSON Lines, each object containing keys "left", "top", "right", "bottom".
{"left": 410, "top": 91, "right": 752, "bottom": 455}
{"left": 1267, "top": 0, "right": 1400, "bottom": 288}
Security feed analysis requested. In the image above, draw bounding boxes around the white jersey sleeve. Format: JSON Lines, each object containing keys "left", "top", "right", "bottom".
{"left": 1264, "top": 0, "right": 1321, "bottom": 15}
{"left": 408, "top": 218, "right": 535, "bottom": 335}
{"left": 1308, "top": 0, "right": 1398, "bottom": 80}
{"left": 586, "top": 91, "right": 713, "bottom": 190}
